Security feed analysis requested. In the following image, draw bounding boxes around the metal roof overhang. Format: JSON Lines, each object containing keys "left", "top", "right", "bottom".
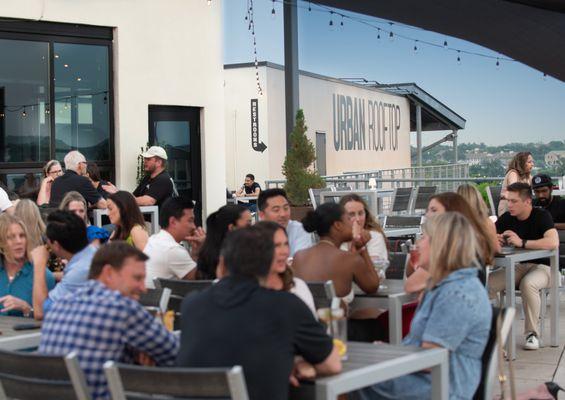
{"left": 376, "top": 83, "right": 466, "bottom": 132}
{"left": 312, "top": 0, "right": 565, "bottom": 82}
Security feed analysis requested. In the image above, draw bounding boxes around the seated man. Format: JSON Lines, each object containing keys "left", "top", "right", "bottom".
{"left": 40, "top": 242, "right": 178, "bottom": 400}
{"left": 144, "top": 197, "right": 204, "bottom": 288}
{"left": 532, "top": 174, "right": 565, "bottom": 230}
{"left": 258, "top": 188, "right": 313, "bottom": 256}
{"left": 31, "top": 211, "right": 97, "bottom": 319}
{"left": 176, "top": 226, "right": 341, "bottom": 400}
{"left": 49, "top": 150, "right": 106, "bottom": 208}
{"left": 235, "top": 173, "right": 261, "bottom": 212}
{"left": 488, "top": 182, "right": 559, "bottom": 350}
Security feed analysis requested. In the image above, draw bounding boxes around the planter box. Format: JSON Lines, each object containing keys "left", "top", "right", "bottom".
{"left": 290, "top": 205, "right": 313, "bottom": 222}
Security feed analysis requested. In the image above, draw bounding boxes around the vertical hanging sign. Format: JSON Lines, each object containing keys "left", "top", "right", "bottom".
{"left": 251, "top": 98, "right": 267, "bottom": 152}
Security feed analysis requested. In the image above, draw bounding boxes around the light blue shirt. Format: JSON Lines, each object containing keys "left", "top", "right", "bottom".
{"left": 354, "top": 268, "right": 491, "bottom": 400}
{"left": 286, "top": 220, "right": 313, "bottom": 257}
{"left": 44, "top": 245, "right": 97, "bottom": 314}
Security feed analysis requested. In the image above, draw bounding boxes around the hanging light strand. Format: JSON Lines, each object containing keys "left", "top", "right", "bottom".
{"left": 248, "top": 0, "right": 263, "bottom": 95}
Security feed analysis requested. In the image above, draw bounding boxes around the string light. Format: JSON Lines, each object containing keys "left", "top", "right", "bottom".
{"left": 413, "top": 40, "right": 418, "bottom": 53}
{"left": 457, "top": 50, "right": 461, "bottom": 65}
{"left": 496, "top": 58, "right": 500, "bottom": 69}
{"left": 329, "top": 11, "right": 334, "bottom": 28}
{"left": 247, "top": 0, "right": 263, "bottom": 95}
{"left": 377, "top": 28, "right": 381, "bottom": 40}
{"left": 543, "top": 73, "right": 547, "bottom": 81}
{"left": 340, "top": 14, "right": 344, "bottom": 27}
{"left": 443, "top": 40, "right": 448, "bottom": 50}
{"left": 21, "top": 107, "right": 26, "bottom": 118}
{"left": 308, "top": 1, "right": 311, "bottom": 11}
{"left": 389, "top": 31, "right": 394, "bottom": 41}
{"left": 271, "top": 0, "right": 276, "bottom": 18}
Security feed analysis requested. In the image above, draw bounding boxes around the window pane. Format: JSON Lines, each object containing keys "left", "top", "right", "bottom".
{"left": 1, "top": 172, "right": 42, "bottom": 200}
{"left": 54, "top": 43, "right": 110, "bottom": 161}
{"left": 0, "top": 39, "right": 50, "bottom": 162}
{"left": 155, "top": 121, "right": 191, "bottom": 191}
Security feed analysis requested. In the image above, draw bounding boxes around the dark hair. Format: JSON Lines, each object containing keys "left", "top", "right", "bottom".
{"left": 302, "top": 203, "right": 344, "bottom": 237}
{"left": 221, "top": 226, "right": 273, "bottom": 279}
{"left": 246, "top": 174, "right": 255, "bottom": 181}
{"left": 86, "top": 162, "right": 101, "bottom": 182}
{"left": 258, "top": 188, "right": 288, "bottom": 211}
{"left": 159, "top": 196, "right": 194, "bottom": 228}
{"left": 88, "top": 241, "right": 148, "bottom": 279}
{"left": 506, "top": 182, "right": 533, "bottom": 200}
{"left": 197, "top": 204, "right": 248, "bottom": 279}
{"left": 108, "top": 191, "right": 146, "bottom": 241}
{"left": 46, "top": 210, "right": 88, "bottom": 254}
{"left": 254, "top": 221, "right": 294, "bottom": 291}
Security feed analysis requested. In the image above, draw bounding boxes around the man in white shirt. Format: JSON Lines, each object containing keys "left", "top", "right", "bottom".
{"left": 258, "top": 189, "right": 313, "bottom": 256}
{"left": 144, "top": 197, "right": 204, "bottom": 288}
{"left": 0, "top": 186, "right": 14, "bottom": 214}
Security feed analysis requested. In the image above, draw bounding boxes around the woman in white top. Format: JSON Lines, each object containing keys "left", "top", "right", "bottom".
{"left": 256, "top": 221, "right": 316, "bottom": 316}
{"left": 498, "top": 151, "right": 534, "bottom": 215}
{"left": 339, "top": 194, "right": 387, "bottom": 262}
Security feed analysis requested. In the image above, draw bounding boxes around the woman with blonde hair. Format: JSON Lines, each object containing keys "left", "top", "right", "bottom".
{"left": 498, "top": 151, "right": 534, "bottom": 215}
{"left": 36, "top": 159, "right": 63, "bottom": 206}
{"left": 14, "top": 199, "right": 46, "bottom": 250}
{"left": 457, "top": 183, "right": 500, "bottom": 251}
{"left": 355, "top": 212, "right": 491, "bottom": 400}
{"left": 60, "top": 191, "right": 109, "bottom": 245}
{"left": 0, "top": 214, "right": 55, "bottom": 317}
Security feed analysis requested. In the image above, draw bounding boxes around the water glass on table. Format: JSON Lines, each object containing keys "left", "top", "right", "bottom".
{"left": 371, "top": 256, "right": 390, "bottom": 290}
{"left": 317, "top": 307, "right": 348, "bottom": 360}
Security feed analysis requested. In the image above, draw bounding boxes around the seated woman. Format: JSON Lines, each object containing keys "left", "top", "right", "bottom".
{"left": 339, "top": 194, "right": 387, "bottom": 262}
{"left": 292, "top": 203, "right": 379, "bottom": 304}
{"left": 107, "top": 191, "right": 148, "bottom": 251}
{"left": 353, "top": 212, "right": 492, "bottom": 400}
{"left": 405, "top": 192, "right": 497, "bottom": 294}
{"left": 36, "top": 160, "right": 63, "bottom": 206}
{"left": 256, "top": 221, "right": 316, "bottom": 315}
{"left": 14, "top": 199, "right": 46, "bottom": 250}
{"left": 197, "top": 204, "right": 252, "bottom": 279}
{"left": 85, "top": 162, "right": 111, "bottom": 199}
{"left": 0, "top": 214, "right": 55, "bottom": 317}
{"left": 60, "top": 191, "right": 110, "bottom": 246}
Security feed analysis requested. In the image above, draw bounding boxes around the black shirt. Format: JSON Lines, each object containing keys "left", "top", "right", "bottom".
{"left": 241, "top": 182, "right": 261, "bottom": 204}
{"left": 534, "top": 195, "right": 565, "bottom": 224}
{"left": 176, "top": 276, "right": 333, "bottom": 400}
{"left": 49, "top": 170, "right": 102, "bottom": 207}
{"left": 496, "top": 207, "right": 555, "bottom": 264}
{"left": 96, "top": 179, "right": 110, "bottom": 199}
{"left": 133, "top": 170, "right": 174, "bottom": 207}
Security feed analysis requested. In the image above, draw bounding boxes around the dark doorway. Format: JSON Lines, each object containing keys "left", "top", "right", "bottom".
{"left": 148, "top": 105, "right": 202, "bottom": 224}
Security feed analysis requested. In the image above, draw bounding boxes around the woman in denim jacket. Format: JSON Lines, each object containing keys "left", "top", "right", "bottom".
{"left": 354, "top": 212, "right": 492, "bottom": 400}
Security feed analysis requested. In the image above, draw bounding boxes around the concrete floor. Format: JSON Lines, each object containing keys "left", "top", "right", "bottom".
{"left": 493, "top": 296, "right": 565, "bottom": 396}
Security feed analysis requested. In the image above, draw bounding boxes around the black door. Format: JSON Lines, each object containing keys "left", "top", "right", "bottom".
{"left": 148, "top": 105, "right": 202, "bottom": 224}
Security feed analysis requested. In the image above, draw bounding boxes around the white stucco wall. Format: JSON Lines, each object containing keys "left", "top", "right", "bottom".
{"left": 224, "top": 64, "right": 411, "bottom": 190}
{"left": 0, "top": 0, "right": 226, "bottom": 216}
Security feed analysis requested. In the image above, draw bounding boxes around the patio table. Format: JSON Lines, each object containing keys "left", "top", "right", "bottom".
{"left": 350, "top": 280, "right": 417, "bottom": 345}
{"left": 93, "top": 205, "right": 160, "bottom": 234}
{"left": 0, "top": 316, "right": 42, "bottom": 351}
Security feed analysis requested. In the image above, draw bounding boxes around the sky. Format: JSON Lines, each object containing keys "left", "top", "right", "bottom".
{"left": 222, "top": 0, "right": 565, "bottom": 147}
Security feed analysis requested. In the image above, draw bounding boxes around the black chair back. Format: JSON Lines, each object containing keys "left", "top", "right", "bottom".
{"left": 386, "top": 253, "right": 408, "bottom": 280}
{"left": 104, "top": 363, "right": 249, "bottom": 400}
{"left": 0, "top": 350, "right": 89, "bottom": 400}
{"left": 391, "top": 187, "right": 413, "bottom": 213}
{"left": 306, "top": 281, "right": 337, "bottom": 310}
{"left": 412, "top": 186, "right": 438, "bottom": 212}
{"left": 154, "top": 279, "right": 213, "bottom": 314}
{"left": 486, "top": 186, "right": 502, "bottom": 216}
{"left": 383, "top": 215, "right": 422, "bottom": 229}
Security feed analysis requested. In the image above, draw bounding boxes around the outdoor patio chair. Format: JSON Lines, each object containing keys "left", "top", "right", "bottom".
{"left": 154, "top": 279, "right": 213, "bottom": 316}
{"left": 473, "top": 306, "right": 515, "bottom": 400}
{"left": 390, "top": 187, "right": 414, "bottom": 214}
{"left": 0, "top": 350, "right": 90, "bottom": 400}
{"left": 306, "top": 280, "right": 337, "bottom": 310}
{"left": 308, "top": 187, "right": 336, "bottom": 209}
{"left": 410, "top": 186, "right": 438, "bottom": 214}
{"left": 104, "top": 362, "right": 249, "bottom": 400}
{"left": 486, "top": 185, "right": 502, "bottom": 217}
{"left": 382, "top": 215, "right": 422, "bottom": 229}
{"left": 386, "top": 252, "right": 409, "bottom": 280}
{"left": 138, "top": 287, "right": 171, "bottom": 314}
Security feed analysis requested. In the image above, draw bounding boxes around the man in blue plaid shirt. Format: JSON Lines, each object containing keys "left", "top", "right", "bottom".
{"left": 39, "top": 242, "right": 179, "bottom": 399}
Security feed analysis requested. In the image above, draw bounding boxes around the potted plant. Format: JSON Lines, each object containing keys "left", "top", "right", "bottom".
{"left": 282, "top": 109, "right": 325, "bottom": 220}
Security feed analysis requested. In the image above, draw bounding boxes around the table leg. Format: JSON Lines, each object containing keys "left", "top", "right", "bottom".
{"left": 94, "top": 211, "right": 102, "bottom": 227}
{"left": 151, "top": 210, "right": 159, "bottom": 234}
{"left": 430, "top": 351, "right": 449, "bottom": 400}
{"left": 505, "top": 260, "right": 516, "bottom": 360}
{"left": 551, "top": 251, "right": 559, "bottom": 347}
{"left": 388, "top": 298, "right": 402, "bottom": 345}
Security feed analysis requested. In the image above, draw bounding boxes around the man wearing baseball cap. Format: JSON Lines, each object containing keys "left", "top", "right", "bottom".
{"left": 532, "top": 174, "right": 565, "bottom": 230}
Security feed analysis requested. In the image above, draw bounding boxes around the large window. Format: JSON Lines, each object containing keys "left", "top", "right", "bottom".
{"left": 0, "top": 20, "right": 113, "bottom": 197}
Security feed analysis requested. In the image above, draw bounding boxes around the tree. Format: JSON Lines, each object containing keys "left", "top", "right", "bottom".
{"left": 282, "top": 109, "right": 325, "bottom": 205}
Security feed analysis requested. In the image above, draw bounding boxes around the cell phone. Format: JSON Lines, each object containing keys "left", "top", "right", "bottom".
{"left": 13, "top": 323, "right": 42, "bottom": 331}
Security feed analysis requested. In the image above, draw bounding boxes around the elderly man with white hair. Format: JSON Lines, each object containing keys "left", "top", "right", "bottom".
{"left": 49, "top": 151, "right": 107, "bottom": 209}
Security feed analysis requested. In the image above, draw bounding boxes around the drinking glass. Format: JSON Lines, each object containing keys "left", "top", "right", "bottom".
{"left": 317, "top": 307, "right": 348, "bottom": 360}
{"left": 371, "top": 256, "right": 390, "bottom": 290}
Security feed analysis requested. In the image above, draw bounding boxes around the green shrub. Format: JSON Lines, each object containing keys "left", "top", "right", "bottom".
{"left": 282, "top": 109, "right": 325, "bottom": 205}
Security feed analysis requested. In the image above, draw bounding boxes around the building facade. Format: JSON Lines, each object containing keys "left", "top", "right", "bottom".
{"left": 0, "top": 0, "right": 226, "bottom": 218}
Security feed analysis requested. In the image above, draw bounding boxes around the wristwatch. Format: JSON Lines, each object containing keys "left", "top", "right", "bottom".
{"left": 522, "top": 239, "right": 527, "bottom": 249}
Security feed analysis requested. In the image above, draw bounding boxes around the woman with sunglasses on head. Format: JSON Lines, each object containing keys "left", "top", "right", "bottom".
{"left": 36, "top": 160, "right": 63, "bottom": 206}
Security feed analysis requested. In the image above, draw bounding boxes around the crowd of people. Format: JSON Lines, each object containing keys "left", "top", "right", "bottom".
{"left": 0, "top": 149, "right": 564, "bottom": 399}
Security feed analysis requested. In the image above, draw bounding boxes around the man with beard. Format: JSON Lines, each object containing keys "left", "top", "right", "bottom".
{"left": 532, "top": 174, "right": 565, "bottom": 230}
